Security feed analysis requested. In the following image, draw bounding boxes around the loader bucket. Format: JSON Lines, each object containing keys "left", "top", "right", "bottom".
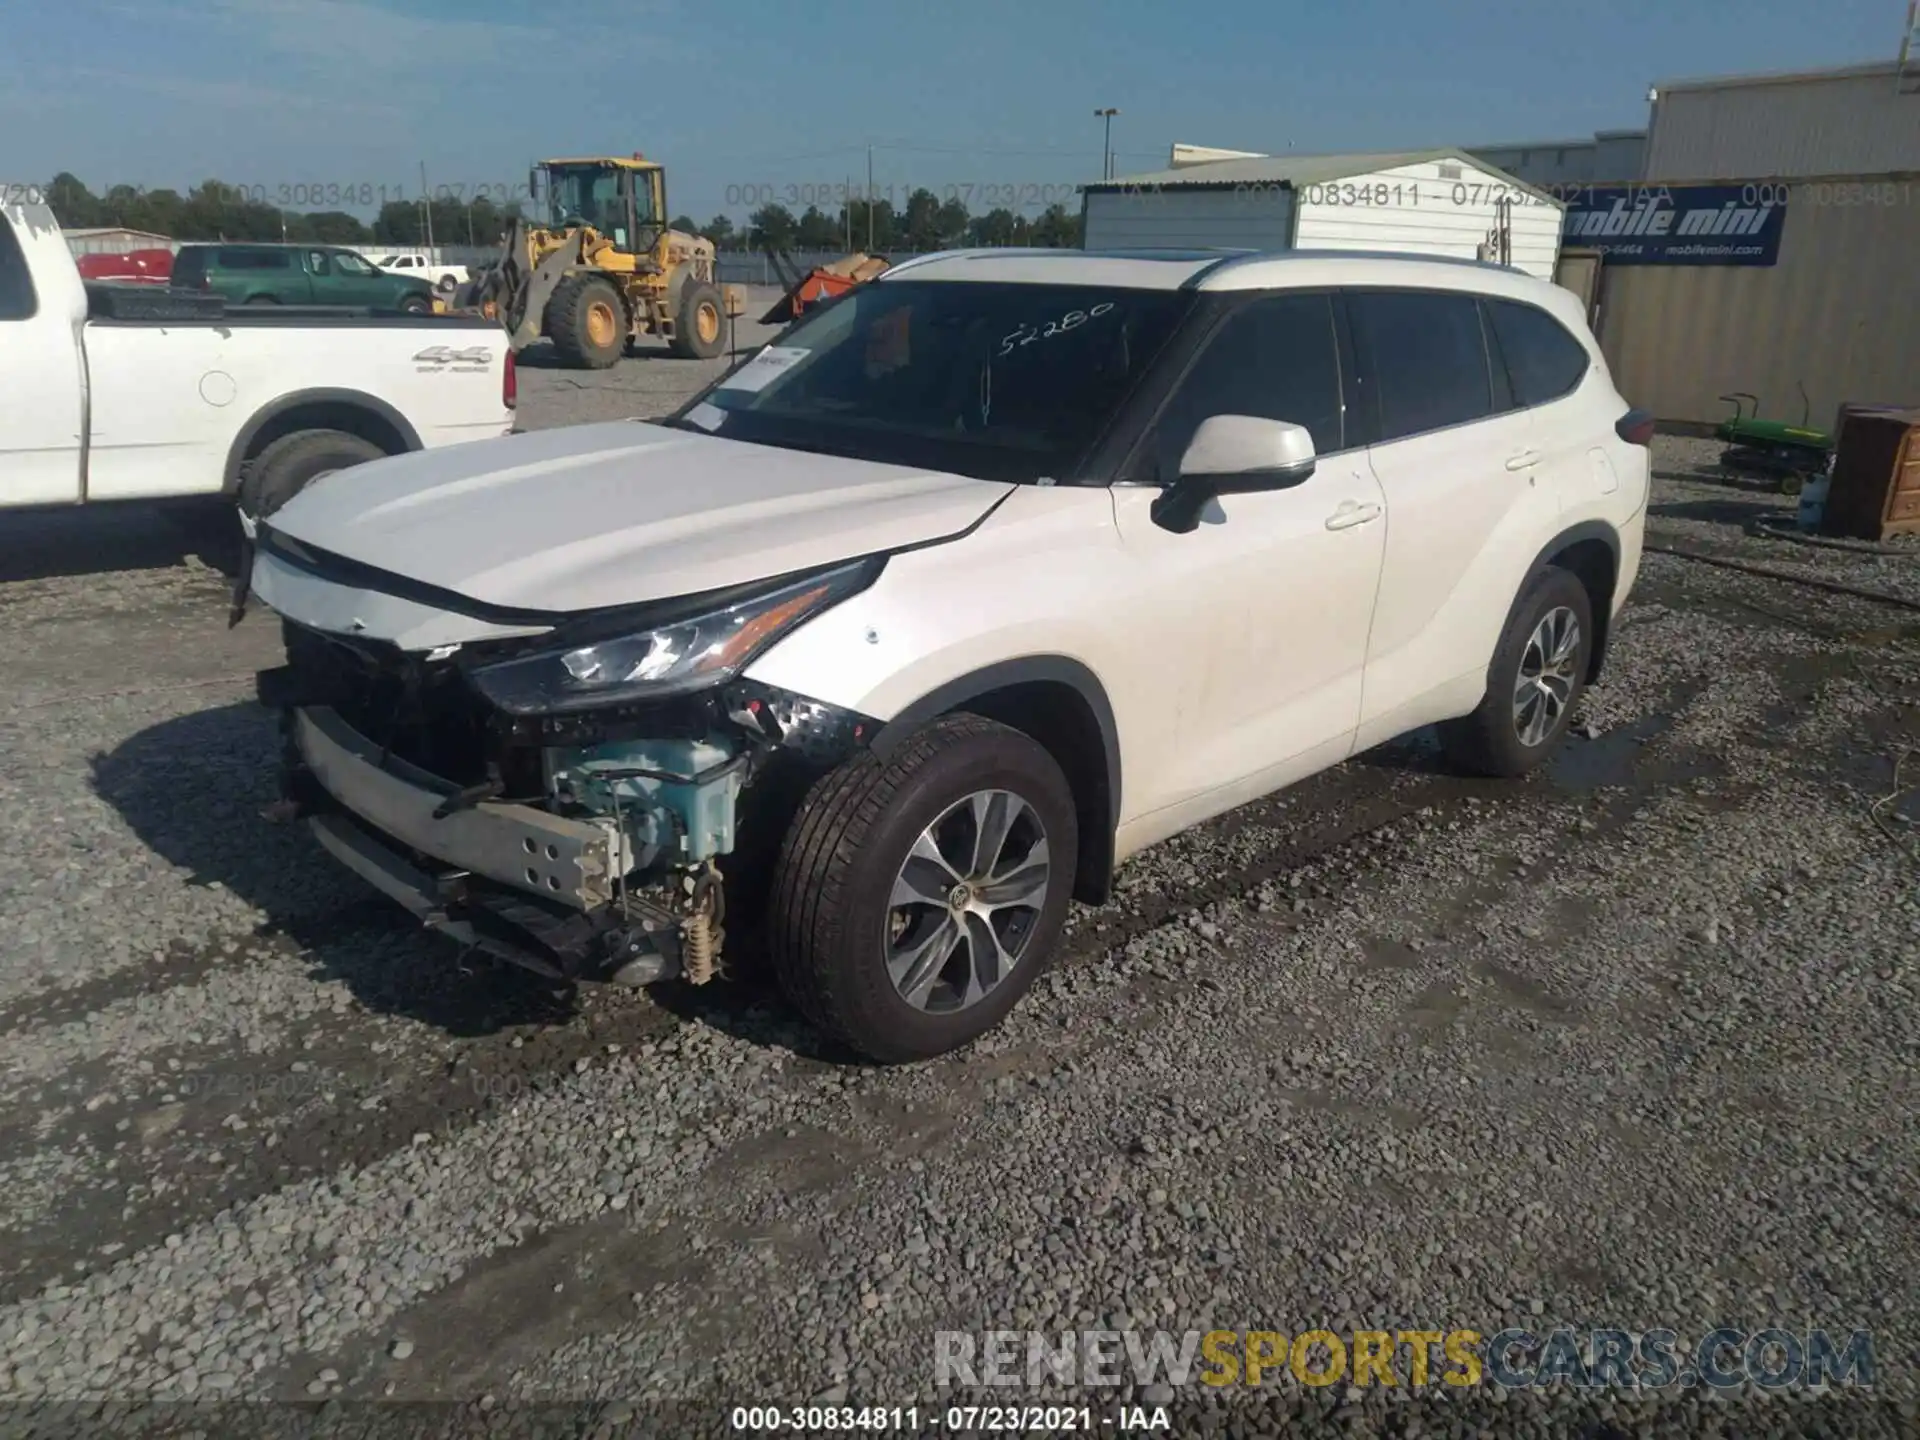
{"left": 487, "top": 220, "right": 589, "bottom": 352}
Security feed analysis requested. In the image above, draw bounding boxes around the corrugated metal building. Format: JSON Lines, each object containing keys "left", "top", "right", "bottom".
{"left": 1468, "top": 130, "right": 1647, "bottom": 187}
{"left": 1592, "top": 61, "right": 1920, "bottom": 428}
{"left": 1080, "top": 148, "right": 1565, "bottom": 280}
{"left": 63, "top": 227, "right": 176, "bottom": 257}
{"left": 1643, "top": 62, "right": 1920, "bottom": 179}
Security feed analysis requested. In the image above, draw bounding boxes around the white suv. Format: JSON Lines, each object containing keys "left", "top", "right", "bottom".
{"left": 245, "top": 247, "right": 1650, "bottom": 1062}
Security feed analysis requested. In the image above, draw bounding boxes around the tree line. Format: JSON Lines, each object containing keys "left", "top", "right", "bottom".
{"left": 42, "top": 173, "right": 1084, "bottom": 254}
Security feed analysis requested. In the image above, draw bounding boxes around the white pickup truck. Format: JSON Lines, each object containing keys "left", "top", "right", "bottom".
{"left": 1, "top": 201, "right": 514, "bottom": 519}
{"left": 370, "top": 251, "right": 470, "bottom": 294}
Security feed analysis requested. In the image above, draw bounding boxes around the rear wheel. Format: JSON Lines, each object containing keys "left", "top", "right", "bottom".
{"left": 239, "top": 429, "right": 386, "bottom": 520}
{"left": 768, "top": 714, "right": 1076, "bottom": 1063}
{"left": 669, "top": 278, "right": 725, "bottom": 359}
{"left": 545, "top": 274, "right": 625, "bottom": 369}
{"left": 1441, "top": 565, "right": 1593, "bottom": 778}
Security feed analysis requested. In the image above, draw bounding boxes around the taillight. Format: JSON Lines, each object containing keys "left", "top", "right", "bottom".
{"left": 1616, "top": 408, "right": 1655, "bottom": 446}
{"left": 503, "top": 348, "right": 517, "bottom": 409}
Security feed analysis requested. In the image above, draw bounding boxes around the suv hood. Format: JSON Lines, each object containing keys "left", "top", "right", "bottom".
{"left": 266, "top": 420, "right": 1013, "bottom": 615}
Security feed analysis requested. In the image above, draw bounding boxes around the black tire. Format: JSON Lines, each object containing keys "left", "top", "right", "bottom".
{"left": 767, "top": 713, "right": 1078, "bottom": 1064}
{"left": 244, "top": 295, "right": 279, "bottom": 305}
{"left": 239, "top": 429, "right": 386, "bottom": 520}
{"left": 397, "top": 293, "right": 432, "bottom": 315}
{"left": 668, "top": 278, "right": 725, "bottom": 359}
{"left": 435, "top": 274, "right": 459, "bottom": 295}
{"left": 1440, "top": 565, "right": 1594, "bottom": 778}
{"left": 544, "top": 274, "right": 625, "bottom": 369}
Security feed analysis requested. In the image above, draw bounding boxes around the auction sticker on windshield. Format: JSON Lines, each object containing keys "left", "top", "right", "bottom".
{"left": 719, "top": 346, "right": 810, "bottom": 394}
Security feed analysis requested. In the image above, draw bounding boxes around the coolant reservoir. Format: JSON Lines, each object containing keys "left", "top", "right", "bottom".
{"left": 547, "top": 736, "right": 742, "bottom": 862}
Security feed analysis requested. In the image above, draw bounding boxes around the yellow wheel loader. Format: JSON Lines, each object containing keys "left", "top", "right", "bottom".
{"left": 466, "top": 154, "right": 742, "bottom": 369}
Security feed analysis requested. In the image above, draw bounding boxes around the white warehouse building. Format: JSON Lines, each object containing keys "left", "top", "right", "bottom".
{"left": 1078, "top": 147, "right": 1565, "bottom": 281}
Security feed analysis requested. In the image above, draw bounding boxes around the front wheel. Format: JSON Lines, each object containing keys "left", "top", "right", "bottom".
{"left": 398, "top": 293, "right": 432, "bottom": 315}
{"left": 1440, "top": 565, "right": 1594, "bottom": 778}
{"left": 767, "top": 713, "right": 1077, "bottom": 1063}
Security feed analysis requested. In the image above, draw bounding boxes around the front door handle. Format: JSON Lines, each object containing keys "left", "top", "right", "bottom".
{"left": 1325, "top": 500, "right": 1383, "bottom": 531}
{"left": 1506, "top": 449, "right": 1542, "bottom": 471}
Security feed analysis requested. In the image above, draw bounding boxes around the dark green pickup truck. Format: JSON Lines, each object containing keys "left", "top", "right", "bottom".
{"left": 172, "top": 243, "right": 436, "bottom": 312}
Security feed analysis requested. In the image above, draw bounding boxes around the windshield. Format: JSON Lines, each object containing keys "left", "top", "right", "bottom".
{"left": 671, "top": 280, "right": 1192, "bottom": 484}
{"left": 546, "top": 167, "right": 626, "bottom": 235}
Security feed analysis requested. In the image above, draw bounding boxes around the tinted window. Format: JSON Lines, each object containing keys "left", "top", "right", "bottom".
{"left": 1485, "top": 298, "right": 1590, "bottom": 407}
{"left": 1148, "top": 292, "right": 1344, "bottom": 479}
{"left": 0, "top": 215, "right": 38, "bottom": 321}
{"left": 171, "top": 249, "right": 207, "bottom": 286}
{"left": 1347, "top": 290, "right": 1492, "bottom": 442}
{"left": 219, "top": 248, "right": 291, "bottom": 270}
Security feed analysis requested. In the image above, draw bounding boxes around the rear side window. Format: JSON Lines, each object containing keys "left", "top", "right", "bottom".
{"left": 1148, "top": 291, "right": 1346, "bottom": 478}
{"left": 219, "top": 248, "right": 291, "bottom": 270}
{"left": 0, "top": 215, "right": 38, "bottom": 321}
{"left": 1346, "top": 289, "right": 1492, "bottom": 442}
{"left": 1484, "top": 298, "right": 1590, "bottom": 407}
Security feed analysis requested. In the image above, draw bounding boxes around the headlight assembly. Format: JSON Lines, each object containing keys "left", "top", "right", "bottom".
{"left": 465, "top": 561, "right": 877, "bottom": 715}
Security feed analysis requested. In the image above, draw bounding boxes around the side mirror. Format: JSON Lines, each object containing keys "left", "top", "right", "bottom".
{"left": 1150, "top": 415, "right": 1318, "bottom": 534}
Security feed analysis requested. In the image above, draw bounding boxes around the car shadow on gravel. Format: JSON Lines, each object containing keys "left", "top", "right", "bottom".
{"left": 0, "top": 501, "right": 241, "bottom": 583}
{"left": 88, "top": 700, "right": 581, "bottom": 1037}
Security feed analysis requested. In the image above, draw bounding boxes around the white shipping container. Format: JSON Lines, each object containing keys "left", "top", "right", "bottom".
{"left": 1080, "top": 148, "right": 1564, "bottom": 281}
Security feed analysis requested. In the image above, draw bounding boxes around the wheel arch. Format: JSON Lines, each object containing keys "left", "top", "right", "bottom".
{"left": 222, "top": 389, "right": 421, "bottom": 496}
{"left": 1529, "top": 520, "right": 1621, "bottom": 683}
{"left": 868, "top": 657, "right": 1122, "bottom": 906}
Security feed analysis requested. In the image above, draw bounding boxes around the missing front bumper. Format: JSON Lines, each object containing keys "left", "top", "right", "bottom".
{"left": 292, "top": 705, "right": 622, "bottom": 911}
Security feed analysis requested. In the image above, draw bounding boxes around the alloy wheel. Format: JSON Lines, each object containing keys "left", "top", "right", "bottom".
{"left": 1513, "top": 605, "right": 1581, "bottom": 748}
{"left": 884, "top": 789, "right": 1051, "bottom": 1014}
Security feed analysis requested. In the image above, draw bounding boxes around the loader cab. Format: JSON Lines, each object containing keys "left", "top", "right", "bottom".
{"left": 539, "top": 158, "right": 666, "bottom": 261}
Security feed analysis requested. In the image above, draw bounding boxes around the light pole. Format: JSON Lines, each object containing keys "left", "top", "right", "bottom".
{"left": 1094, "top": 108, "right": 1120, "bottom": 181}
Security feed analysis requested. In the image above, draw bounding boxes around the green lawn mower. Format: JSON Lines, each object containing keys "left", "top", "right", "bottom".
{"left": 1715, "top": 385, "right": 1834, "bottom": 496}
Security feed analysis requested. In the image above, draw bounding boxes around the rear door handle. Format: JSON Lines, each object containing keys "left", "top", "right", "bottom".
{"left": 1325, "top": 501, "right": 1383, "bottom": 531}
{"left": 1506, "top": 449, "right": 1542, "bottom": 471}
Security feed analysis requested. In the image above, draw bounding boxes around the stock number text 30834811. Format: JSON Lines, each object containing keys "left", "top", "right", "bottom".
{"left": 721, "top": 181, "right": 1081, "bottom": 211}
{"left": 218, "top": 181, "right": 535, "bottom": 209}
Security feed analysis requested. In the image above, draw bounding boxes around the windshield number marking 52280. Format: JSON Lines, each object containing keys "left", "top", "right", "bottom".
{"left": 998, "top": 302, "right": 1113, "bottom": 356}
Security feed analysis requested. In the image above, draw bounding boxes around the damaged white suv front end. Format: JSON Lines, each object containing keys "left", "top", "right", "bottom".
{"left": 244, "top": 416, "right": 999, "bottom": 993}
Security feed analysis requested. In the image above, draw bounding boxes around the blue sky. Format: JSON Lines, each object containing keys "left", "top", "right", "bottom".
{"left": 0, "top": 0, "right": 1906, "bottom": 224}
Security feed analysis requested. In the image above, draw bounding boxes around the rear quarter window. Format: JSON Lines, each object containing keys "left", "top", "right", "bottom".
{"left": 1484, "top": 298, "right": 1591, "bottom": 408}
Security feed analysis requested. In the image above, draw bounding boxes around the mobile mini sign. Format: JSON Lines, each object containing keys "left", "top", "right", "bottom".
{"left": 1560, "top": 184, "right": 1788, "bottom": 266}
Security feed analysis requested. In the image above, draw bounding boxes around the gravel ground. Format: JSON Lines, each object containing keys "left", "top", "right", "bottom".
{"left": 1, "top": 422, "right": 1916, "bottom": 1438}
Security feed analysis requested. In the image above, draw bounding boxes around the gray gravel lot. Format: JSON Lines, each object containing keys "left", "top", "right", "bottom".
{"left": 1, "top": 398, "right": 1917, "bottom": 1436}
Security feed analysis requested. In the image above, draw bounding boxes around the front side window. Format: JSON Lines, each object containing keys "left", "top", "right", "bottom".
{"left": 333, "top": 252, "right": 376, "bottom": 276}
{"left": 547, "top": 168, "right": 626, "bottom": 237}
{"left": 1346, "top": 289, "right": 1493, "bottom": 442}
{"left": 0, "top": 215, "right": 38, "bottom": 321}
{"left": 1146, "top": 292, "right": 1344, "bottom": 481}
{"left": 672, "top": 280, "right": 1192, "bottom": 485}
